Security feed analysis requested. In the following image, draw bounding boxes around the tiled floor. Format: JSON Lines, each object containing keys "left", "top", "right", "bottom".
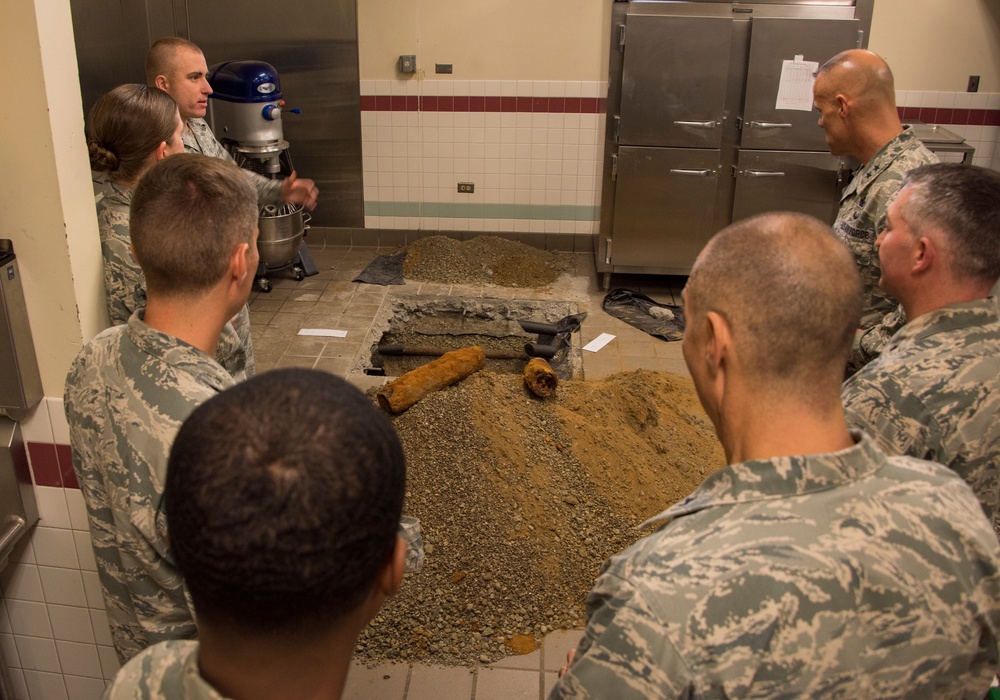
{"left": 247, "top": 241, "right": 689, "bottom": 700}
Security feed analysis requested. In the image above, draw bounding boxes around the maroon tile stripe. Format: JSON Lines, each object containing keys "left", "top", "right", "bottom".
{"left": 898, "top": 106, "right": 1000, "bottom": 127}
{"left": 360, "top": 95, "right": 607, "bottom": 114}
{"left": 27, "top": 441, "right": 78, "bottom": 488}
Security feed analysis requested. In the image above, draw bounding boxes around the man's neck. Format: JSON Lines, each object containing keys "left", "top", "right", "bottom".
{"left": 197, "top": 627, "right": 358, "bottom": 700}
{"left": 856, "top": 116, "right": 904, "bottom": 165}
{"left": 902, "top": 281, "right": 995, "bottom": 322}
{"left": 142, "top": 295, "right": 230, "bottom": 358}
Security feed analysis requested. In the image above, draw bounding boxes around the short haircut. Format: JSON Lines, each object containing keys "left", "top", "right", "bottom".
{"left": 129, "top": 153, "right": 257, "bottom": 295}
{"left": 87, "top": 84, "right": 178, "bottom": 184}
{"left": 815, "top": 49, "right": 896, "bottom": 107}
{"left": 165, "top": 368, "right": 407, "bottom": 637}
{"left": 145, "top": 37, "right": 203, "bottom": 85}
{"left": 685, "top": 212, "right": 863, "bottom": 385}
{"left": 899, "top": 163, "right": 1000, "bottom": 285}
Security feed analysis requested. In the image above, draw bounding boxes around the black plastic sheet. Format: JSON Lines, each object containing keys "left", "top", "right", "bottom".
{"left": 602, "top": 288, "right": 685, "bottom": 341}
{"left": 353, "top": 250, "right": 407, "bottom": 285}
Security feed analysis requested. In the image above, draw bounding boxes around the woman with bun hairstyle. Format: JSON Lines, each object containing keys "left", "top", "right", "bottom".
{"left": 89, "top": 84, "right": 184, "bottom": 325}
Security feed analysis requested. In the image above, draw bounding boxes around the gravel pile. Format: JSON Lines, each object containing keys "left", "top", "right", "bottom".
{"left": 356, "top": 369, "right": 724, "bottom": 666}
{"left": 403, "top": 236, "right": 573, "bottom": 287}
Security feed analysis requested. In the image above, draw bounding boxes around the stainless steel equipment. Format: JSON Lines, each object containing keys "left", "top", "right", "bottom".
{"left": 597, "top": 0, "right": 875, "bottom": 286}
{"left": 0, "top": 241, "right": 42, "bottom": 421}
{"left": 906, "top": 122, "right": 976, "bottom": 164}
{"left": 69, "top": 0, "right": 363, "bottom": 229}
{"left": 208, "top": 60, "right": 319, "bottom": 292}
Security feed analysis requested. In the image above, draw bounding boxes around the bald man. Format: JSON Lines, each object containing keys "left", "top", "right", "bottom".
{"left": 145, "top": 37, "right": 318, "bottom": 212}
{"left": 813, "top": 49, "right": 937, "bottom": 374}
{"left": 550, "top": 212, "right": 1000, "bottom": 699}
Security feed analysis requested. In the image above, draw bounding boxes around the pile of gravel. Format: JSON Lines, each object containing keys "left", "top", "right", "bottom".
{"left": 403, "top": 236, "right": 573, "bottom": 287}
{"left": 355, "top": 369, "right": 723, "bottom": 666}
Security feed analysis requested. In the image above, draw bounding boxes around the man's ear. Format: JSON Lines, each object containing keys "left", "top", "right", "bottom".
{"left": 154, "top": 74, "right": 169, "bottom": 91}
{"left": 835, "top": 93, "right": 850, "bottom": 118}
{"left": 376, "top": 536, "right": 407, "bottom": 598}
{"left": 229, "top": 242, "right": 250, "bottom": 284}
{"left": 154, "top": 140, "right": 169, "bottom": 161}
{"left": 704, "top": 310, "right": 731, "bottom": 374}
{"left": 912, "top": 236, "right": 936, "bottom": 274}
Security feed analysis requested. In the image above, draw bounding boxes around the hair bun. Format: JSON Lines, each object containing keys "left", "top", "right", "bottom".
{"left": 88, "top": 140, "right": 120, "bottom": 172}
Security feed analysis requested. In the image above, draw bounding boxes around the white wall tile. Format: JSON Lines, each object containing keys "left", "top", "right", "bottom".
{"left": 88, "top": 610, "right": 111, "bottom": 648}
{"left": 73, "top": 537, "right": 94, "bottom": 574}
{"left": 1, "top": 563, "right": 45, "bottom": 602}
{"left": 45, "top": 398, "right": 70, "bottom": 445}
{"left": 31, "top": 529, "right": 78, "bottom": 569}
{"left": 954, "top": 92, "right": 973, "bottom": 110}
{"left": 55, "top": 641, "right": 101, "bottom": 679}
{"left": 14, "top": 636, "right": 60, "bottom": 673}
{"left": 8, "top": 667, "right": 28, "bottom": 700}
{"left": 96, "top": 645, "right": 120, "bottom": 680}
{"left": 5, "top": 600, "right": 52, "bottom": 637}
{"left": 79, "top": 572, "right": 103, "bottom": 611}
{"left": 33, "top": 487, "right": 70, "bottom": 530}
{"left": 18, "top": 401, "right": 52, "bottom": 444}
{"left": 1, "top": 632, "right": 20, "bottom": 667}
{"left": 971, "top": 92, "right": 990, "bottom": 109}
{"left": 38, "top": 568, "right": 88, "bottom": 608}
{"left": 63, "top": 489, "right": 90, "bottom": 533}
{"left": 48, "top": 606, "right": 94, "bottom": 644}
{"left": 64, "top": 674, "right": 106, "bottom": 700}
{"left": 23, "top": 669, "right": 68, "bottom": 700}
{"left": 1, "top": 602, "right": 11, "bottom": 633}
{"left": 988, "top": 93, "right": 1000, "bottom": 111}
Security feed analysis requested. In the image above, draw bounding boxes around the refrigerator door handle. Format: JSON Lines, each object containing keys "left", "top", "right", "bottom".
{"left": 742, "top": 169, "right": 786, "bottom": 177}
{"left": 673, "top": 120, "right": 719, "bottom": 128}
{"left": 669, "top": 168, "right": 716, "bottom": 177}
{"left": 748, "top": 121, "right": 793, "bottom": 129}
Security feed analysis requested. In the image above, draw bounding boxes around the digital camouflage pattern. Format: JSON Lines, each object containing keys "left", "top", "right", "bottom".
{"left": 846, "top": 304, "right": 907, "bottom": 377}
{"left": 834, "top": 128, "right": 937, "bottom": 325}
{"left": 104, "top": 640, "right": 221, "bottom": 700}
{"left": 842, "top": 298, "right": 1000, "bottom": 523}
{"left": 182, "top": 118, "right": 281, "bottom": 205}
{"left": 65, "top": 312, "right": 239, "bottom": 663}
{"left": 95, "top": 178, "right": 145, "bottom": 325}
{"left": 550, "top": 434, "right": 1000, "bottom": 700}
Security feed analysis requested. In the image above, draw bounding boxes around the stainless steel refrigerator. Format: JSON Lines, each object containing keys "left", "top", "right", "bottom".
{"left": 597, "top": 0, "right": 875, "bottom": 284}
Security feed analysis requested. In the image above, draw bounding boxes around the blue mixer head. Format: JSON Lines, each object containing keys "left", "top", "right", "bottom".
{"left": 207, "top": 60, "right": 282, "bottom": 103}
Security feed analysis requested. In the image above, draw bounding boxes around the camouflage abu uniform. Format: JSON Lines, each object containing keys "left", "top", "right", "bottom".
{"left": 835, "top": 127, "right": 937, "bottom": 324}
{"left": 182, "top": 118, "right": 280, "bottom": 205}
{"left": 95, "top": 176, "right": 146, "bottom": 325}
{"left": 842, "top": 298, "right": 1000, "bottom": 523}
{"left": 65, "top": 312, "right": 240, "bottom": 663}
{"left": 104, "top": 640, "right": 219, "bottom": 699}
{"left": 549, "top": 433, "right": 1000, "bottom": 700}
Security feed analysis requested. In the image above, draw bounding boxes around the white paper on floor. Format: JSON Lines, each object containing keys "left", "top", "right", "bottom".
{"left": 298, "top": 329, "right": 349, "bottom": 337}
{"left": 583, "top": 333, "right": 615, "bottom": 352}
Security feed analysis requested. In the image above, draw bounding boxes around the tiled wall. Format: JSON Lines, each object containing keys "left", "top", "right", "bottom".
{"left": 1, "top": 398, "right": 115, "bottom": 700}
{"left": 359, "top": 83, "right": 1000, "bottom": 244}
{"left": 360, "top": 79, "right": 606, "bottom": 246}
{"left": 895, "top": 89, "right": 1000, "bottom": 169}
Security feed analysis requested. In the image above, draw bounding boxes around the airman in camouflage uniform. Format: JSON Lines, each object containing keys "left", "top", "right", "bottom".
{"left": 552, "top": 211, "right": 1000, "bottom": 699}
{"left": 842, "top": 164, "right": 1000, "bottom": 526}
{"left": 813, "top": 50, "right": 937, "bottom": 375}
{"left": 104, "top": 640, "right": 211, "bottom": 699}
{"left": 833, "top": 128, "right": 937, "bottom": 321}
{"left": 550, "top": 435, "right": 1000, "bottom": 700}
{"left": 65, "top": 312, "right": 239, "bottom": 663}
{"left": 181, "top": 118, "right": 281, "bottom": 205}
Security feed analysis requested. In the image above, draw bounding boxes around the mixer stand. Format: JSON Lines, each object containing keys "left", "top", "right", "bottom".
{"left": 254, "top": 242, "right": 318, "bottom": 293}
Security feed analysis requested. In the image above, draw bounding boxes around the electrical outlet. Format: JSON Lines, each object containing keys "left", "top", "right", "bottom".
{"left": 457, "top": 182, "right": 474, "bottom": 193}
{"left": 968, "top": 75, "right": 980, "bottom": 93}
{"left": 398, "top": 55, "right": 416, "bottom": 74}
{"left": 436, "top": 63, "right": 453, "bottom": 74}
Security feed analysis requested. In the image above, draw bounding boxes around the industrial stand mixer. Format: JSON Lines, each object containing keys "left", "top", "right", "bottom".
{"left": 206, "top": 60, "right": 318, "bottom": 293}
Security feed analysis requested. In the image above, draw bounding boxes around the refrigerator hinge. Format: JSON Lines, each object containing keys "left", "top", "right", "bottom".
{"left": 731, "top": 165, "right": 738, "bottom": 179}
{"left": 856, "top": 30, "right": 864, "bottom": 48}
{"left": 611, "top": 154, "right": 618, "bottom": 181}
{"left": 613, "top": 115, "right": 621, "bottom": 144}
{"left": 618, "top": 24, "right": 626, "bottom": 51}
{"left": 736, "top": 116, "right": 744, "bottom": 131}
{"left": 605, "top": 238, "right": 613, "bottom": 265}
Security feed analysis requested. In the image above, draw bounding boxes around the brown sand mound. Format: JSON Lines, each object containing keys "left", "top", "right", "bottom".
{"left": 403, "top": 235, "right": 572, "bottom": 287}
{"left": 356, "top": 369, "right": 725, "bottom": 665}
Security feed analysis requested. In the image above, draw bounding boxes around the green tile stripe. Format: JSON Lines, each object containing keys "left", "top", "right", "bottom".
{"left": 364, "top": 200, "right": 600, "bottom": 221}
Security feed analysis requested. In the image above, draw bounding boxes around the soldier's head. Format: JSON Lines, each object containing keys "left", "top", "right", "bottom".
{"left": 146, "top": 37, "right": 213, "bottom": 120}
{"left": 876, "top": 163, "right": 1000, "bottom": 312}
{"left": 165, "top": 368, "right": 407, "bottom": 642}
{"left": 130, "top": 153, "right": 258, "bottom": 310}
{"left": 682, "top": 212, "right": 862, "bottom": 431}
{"left": 813, "top": 49, "right": 898, "bottom": 159}
{"left": 87, "top": 84, "right": 184, "bottom": 186}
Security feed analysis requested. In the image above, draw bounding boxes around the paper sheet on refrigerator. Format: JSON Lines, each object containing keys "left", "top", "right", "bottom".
{"left": 775, "top": 56, "right": 819, "bottom": 111}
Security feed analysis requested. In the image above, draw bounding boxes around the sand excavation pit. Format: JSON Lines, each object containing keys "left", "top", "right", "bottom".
{"left": 355, "top": 369, "right": 725, "bottom": 666}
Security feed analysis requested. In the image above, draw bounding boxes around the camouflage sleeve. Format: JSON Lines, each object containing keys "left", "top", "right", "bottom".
{"left": 103, "top": 640, "right": 195, "bottom": 699}
{"left": 222, "top": 303, "right": 256, "bottom": 379}
{"left": 842, "top": 369, "right": 944, "bottom": 463}
{"left": 97, "top": 202, "right": 146, "bottom": 326}
{"left": 184, "top": 121, "right": 280, "bottom": 206}
{"left": 845, "top": 305, "right": 907, "bottom": 377}
{"left": 549, "top": 572, "right": 692, "bottom": 699}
